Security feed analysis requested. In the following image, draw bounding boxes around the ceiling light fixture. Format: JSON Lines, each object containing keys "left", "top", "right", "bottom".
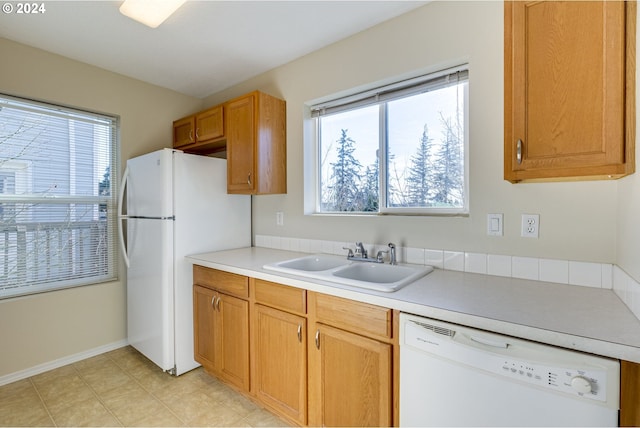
{"left": 119, "top": 0, "right": 187, "bottom": 28}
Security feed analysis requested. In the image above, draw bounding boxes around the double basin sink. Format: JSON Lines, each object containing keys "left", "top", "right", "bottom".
{"left": 263, "top": 254, "right": 433, "bottom": 292}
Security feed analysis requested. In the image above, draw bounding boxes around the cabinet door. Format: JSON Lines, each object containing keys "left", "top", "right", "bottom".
{"left": 504, "top": 1, "right": 634, "bottom": 182}
{"left": 173, "top": 116, "right": 195, "bottom": 148}
{"left": 226, "top": 94, "right": 256, "bottom": 193}
{"left": 217, "top": 292, "right": 250, "bottom": 391}
{"left": 253, "top": 304, "right": 307, "bottom": 425}
{"left": 193, "top": 285, "right": 217, "bottom": 370}
{"left": 309, "top": 323, "right": 392, "bottom": 427}
{"left": 196, "top": 105, "right": 224, "bottom": 142}
{"left": 621, "top": 360, "right": 640, "bottom": 427}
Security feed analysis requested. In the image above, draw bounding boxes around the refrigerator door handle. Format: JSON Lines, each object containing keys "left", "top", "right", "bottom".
{"left": 118, "top": 165, "right": 130, "bottom": 268}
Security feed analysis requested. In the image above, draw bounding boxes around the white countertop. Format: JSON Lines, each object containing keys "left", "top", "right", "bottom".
{"left": 187, "top": 247, "right": 640, "bottom": 364}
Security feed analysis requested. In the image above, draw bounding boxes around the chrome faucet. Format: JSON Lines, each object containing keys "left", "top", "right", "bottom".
{"left": 388, "top": 243, "right": 397, "bottom": 265}
{"left": 343, "top": 242, "right": 397, "bottom": 265}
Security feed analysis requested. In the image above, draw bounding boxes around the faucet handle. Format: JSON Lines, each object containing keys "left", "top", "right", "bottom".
{"left": 376, "top": 249, "right": 388, "bottom": 263}
{"left": 342, "top": 247, "right": 354, "bottom": 258}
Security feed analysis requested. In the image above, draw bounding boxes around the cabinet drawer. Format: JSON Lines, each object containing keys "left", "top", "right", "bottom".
{"left": 312, "top": 293, "right": 392, "bottom": 340}
{"left": 254, "top": 279, "right": 306, "bottom": 314}
{"left": 193, "top": 265, "right": 248, "bottom": 299}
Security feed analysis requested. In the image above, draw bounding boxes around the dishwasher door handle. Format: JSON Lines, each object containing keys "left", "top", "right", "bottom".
{"left": 469, "top": 334, "right": 509, "bottom": 349}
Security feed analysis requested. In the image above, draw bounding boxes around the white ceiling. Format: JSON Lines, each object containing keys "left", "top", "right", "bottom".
{"left": 0, "top": 1, "right": 427, "bottom": 98}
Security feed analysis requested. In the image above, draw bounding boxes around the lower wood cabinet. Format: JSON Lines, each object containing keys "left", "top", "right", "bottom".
{"left": 307, "top": 292, "right": 396, "bottom": 427}
{"left": 192, "top": 268, "right": 640, "bottom": 427}
{"left": 193, "top": 284, "right": 217, "bottom": 369}
{"left": 193, "top": 267, "right": 250, "bottom": 392}
{"left": 250, "top": 285, "right": 396, "bottom": 427}
{"left": 621, "top": 360, "right": 640, "bottom": 427}
{"left": 252, "top": 304, "right": 307, "bottom": 425}
{"left": 308, "top": 323, "right": 392, "bottom": 427}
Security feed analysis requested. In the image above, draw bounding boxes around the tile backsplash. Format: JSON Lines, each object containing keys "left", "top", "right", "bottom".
{"left": 254, "top": 234, "right": 640, "bottom": 321}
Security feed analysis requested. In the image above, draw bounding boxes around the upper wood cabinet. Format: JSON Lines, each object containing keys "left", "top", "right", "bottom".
{"left": 173, "top": 116, "right": 195, "bottom": 148}
{"left": 226, "top": 91, "right": 287, "bottom": 194}
{"left": 504, "top": 1, "right": 636, "bottom": 182}
{"left": 173, "top": 104, "right": 225, "bottom": 155}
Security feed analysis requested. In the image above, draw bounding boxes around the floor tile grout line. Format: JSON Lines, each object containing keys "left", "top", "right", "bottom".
{"left": 28, "top": 377, "right": 58, "bottom": 428}
{"left": 71, "top": 361, "right": 126, "bottom": 427}
{"left": 105, "top": 350, "right": 191, "bottom": 427}
{"left": 9, "top": 347, "right": 286, "bottom": 428}
{"left": 98, "top": 352, "right": 183, "bottom": 427}
{"left": 107, "top": 353, "right": 260, "bottom": 427}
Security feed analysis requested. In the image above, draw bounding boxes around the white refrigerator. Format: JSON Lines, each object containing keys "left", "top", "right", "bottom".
{"left": 118, "top": 148, "right": 250, "bottom": 375}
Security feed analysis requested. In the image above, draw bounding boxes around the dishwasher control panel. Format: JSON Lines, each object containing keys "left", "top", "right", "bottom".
{"left": 403, "top": 318, "right": 618, "bottom": 404}
{"left": 499, "top": 355, "right": 607, "bottom": 401}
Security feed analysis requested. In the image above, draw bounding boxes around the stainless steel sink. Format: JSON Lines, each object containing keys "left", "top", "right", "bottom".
{"left": 263, "top": 254, "right": 433, "bottom": 292}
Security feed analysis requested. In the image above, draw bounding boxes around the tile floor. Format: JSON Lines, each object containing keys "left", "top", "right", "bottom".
{"left": 0, "top": 346, "right": 290, "bottom": 427}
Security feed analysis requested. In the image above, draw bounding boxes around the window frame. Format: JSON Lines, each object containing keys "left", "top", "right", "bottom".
{"left": 307, "top": 65, "right": 469, "bottom": 216}
{"left": 0, "top": 93, "right": 120, "bottom": 299}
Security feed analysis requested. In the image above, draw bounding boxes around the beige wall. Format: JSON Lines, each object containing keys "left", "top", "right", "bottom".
{"left": 0, "top": 38, "right": 203, "bottom": 378}
{"left": 617, "top": 7, "right": 640, "bottom": 284}
{"left": 204, "top": 1, "right": 621, "bottom": 265}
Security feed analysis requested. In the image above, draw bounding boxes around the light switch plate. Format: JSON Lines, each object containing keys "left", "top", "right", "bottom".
{"left": 487, "top": 213, "right": 503, "bottom": 236}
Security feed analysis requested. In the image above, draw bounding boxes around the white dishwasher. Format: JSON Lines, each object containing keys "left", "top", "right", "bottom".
{"left": 399, "top": 313, "right": 620, "bottom": 427}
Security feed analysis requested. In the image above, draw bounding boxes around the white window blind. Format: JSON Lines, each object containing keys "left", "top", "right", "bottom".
{"left": 311, "top": 66, "right": 469, "bottom": 117}
{"left": 0, "top": 94, "right": 119, "bottom": 299}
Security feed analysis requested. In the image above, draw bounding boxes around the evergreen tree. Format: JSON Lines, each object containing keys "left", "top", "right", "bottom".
{"left": 406, "top": 125, "right": 434, "bottom": 207}
{"left": 431, "top": 113, "right": 464, "bottom": 207}
{"left": 360, "top": 158, "right": 379, "bottom": 212}
{"left": 327, "top": 129, "right": 362, "bottom": 211}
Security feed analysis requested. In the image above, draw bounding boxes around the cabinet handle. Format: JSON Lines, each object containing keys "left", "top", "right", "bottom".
{"left": 215, "top": 297, "right": 221, "bottom": 311}
{"left": 195, "top": 128, "right": 200, "bottom": 140}
{"left": 315, "top": 329, "right": 320, "bottom": 349}
{"left": 297, "top": 325, "right": 302, "bottom": 343}
{"left": 189, "top": 130, "right": 194, "bottom": 142}
{"left": 247, "top": 172, "right": 252, "bottom": 186}
{"left": 211, "top": 296, "right": 215, "bottom": 307}
{"left": 516, "top": 139, "right": 523, "bottom": 164}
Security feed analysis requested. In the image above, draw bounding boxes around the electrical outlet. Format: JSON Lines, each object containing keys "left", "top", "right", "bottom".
{"left": 276, "top": 211, "right": 284, "bottom": 226}
{"left": 521, "top": 214, "right": 539, "bottom": 238}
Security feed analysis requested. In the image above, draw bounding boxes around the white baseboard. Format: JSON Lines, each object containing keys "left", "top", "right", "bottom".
{"left": 0, "top": 339, "right": 129, "bottom": 387}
